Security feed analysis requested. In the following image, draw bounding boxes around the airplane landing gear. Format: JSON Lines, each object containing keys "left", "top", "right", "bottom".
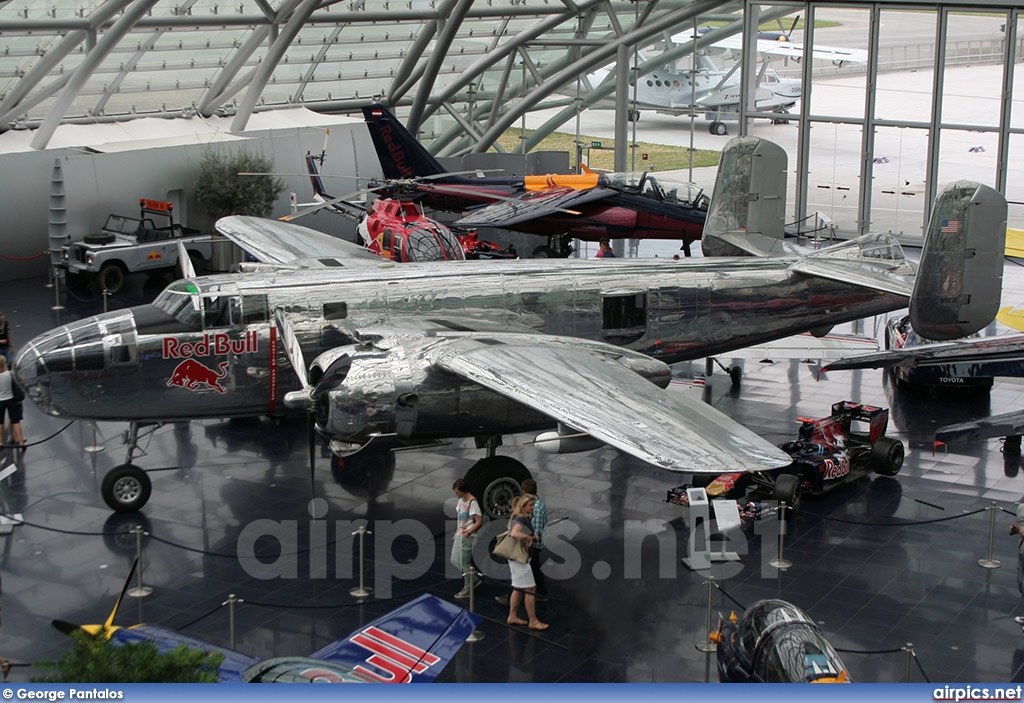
{"left": 533, "top": 234, "right": 573, "bottom": 258}
{"left": 100, "top": 421, "right": 160, "bottom": 512}
{"left": 102, "top": 464, "right": 152, "bottom": 513}
{"left": 709, "top": 121, "right": 728, "bottom": 136}
{"left": 464, "top": 453, "right": 532, "bottom": 519}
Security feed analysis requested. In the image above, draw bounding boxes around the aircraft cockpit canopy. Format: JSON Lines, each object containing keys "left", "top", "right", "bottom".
{"left": 603, "top": 172, "right": 708, "bottom": 209}
{"left": 739, "top": 599, "right": 848, "bottom": 683}
{"left": 152, "top": 280, "right": 259, "bottom": 330}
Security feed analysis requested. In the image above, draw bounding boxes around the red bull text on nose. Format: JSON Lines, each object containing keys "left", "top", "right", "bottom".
{"left": 162, "top": 331, "right": 258, "bottom": 359}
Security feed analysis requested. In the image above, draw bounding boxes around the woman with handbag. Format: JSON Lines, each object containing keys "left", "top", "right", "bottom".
{"left": 504, "top": 495, "right": 548, "bottom": 631}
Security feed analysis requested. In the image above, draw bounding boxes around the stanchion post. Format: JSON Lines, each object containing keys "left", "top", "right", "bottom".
{"left": 978, "top": 502, "right": 1002, "bottom": 569}
{"left": 102, "top": 288, "right": 109, "bottom": 314}
{"left": 84, "top": 421, "right": 104, "bottom": 453}
{"left": 903, "top": 642, "right": 914, "bottom": 682}
{"left": 695, "top": 575, "right": 716, "bottom": 652}
{"left": 466, "top": 566, "right": 484, "bottom": 642}
{"left": 349, "top": 524, "right": 374, "bottom": 598}
{"left": 51, "top": 268, "right": 64, "bottom": 311}
{"left": 769, "top": 502, "right": 792, "bottom": 570}
{"left": 223, "top": 594, "right": 243, "bottom": 650}
{"left": 126, "top": 525, "right": 153, "bottom": 598}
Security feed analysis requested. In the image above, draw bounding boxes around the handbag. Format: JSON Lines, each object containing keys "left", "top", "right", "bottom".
{"left": 492, "top": 518, "right": 530, "bottom": 563}
{"left": 11, "top": 380, "right": 24, "bottom": 404}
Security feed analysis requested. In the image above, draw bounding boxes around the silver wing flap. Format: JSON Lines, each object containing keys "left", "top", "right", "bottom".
{"left": 434, "top": 337, "right": 792, "bottom": 473}
{"left": 215, "top": 215, "right": 382, "bottom": 267}
{"left": 710, "top": 231, "right": 804, "bottom": 257}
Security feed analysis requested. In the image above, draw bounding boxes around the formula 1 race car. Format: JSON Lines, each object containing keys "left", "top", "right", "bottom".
{"left": 670, "top": 401, "right": 904, "bottom": 514}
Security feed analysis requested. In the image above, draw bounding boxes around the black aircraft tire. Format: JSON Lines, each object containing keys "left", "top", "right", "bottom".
{"left": 465, "top": 456, "right": 532, "bottom": 519}
{"left": 772, "top": 473, "right": 801, "bottom": 516}
{"left": 101, "top": 464, "right": 152, "bottom": 513}
{"left": 729, "top": 366, "right": 742, "bottom": 387}
{"left": 98, "top": 262, "right": 127, "bottom": 294}
{"left": 870, "top": 437, "right": 905, "bottom": 476}
{"left": 691, "top": 473, "right": 717, "bottom": 489}
{"left": 532, "top": 246, "right": 555, "bottom": 258}
{"left": 709, "top": 121, "right": 728, "bottom": 136}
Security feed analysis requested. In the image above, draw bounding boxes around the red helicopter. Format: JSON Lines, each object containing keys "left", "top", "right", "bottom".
{"left": 293, "top": 151, "right": 516, "bottom": 263}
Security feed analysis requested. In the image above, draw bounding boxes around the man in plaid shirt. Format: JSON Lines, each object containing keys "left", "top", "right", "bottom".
{"left": 522, "top": 478, "right": 547, "bottom": 596}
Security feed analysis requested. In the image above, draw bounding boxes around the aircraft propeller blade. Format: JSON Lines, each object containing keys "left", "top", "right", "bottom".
{"left": 178, "top": 240, "right": 196, "bottom": 279}
{"left": 102, "top": 556, "right": 139, "bottom": 633}
{"left": 274, "top": 311, "right": 310, "bottom": 395}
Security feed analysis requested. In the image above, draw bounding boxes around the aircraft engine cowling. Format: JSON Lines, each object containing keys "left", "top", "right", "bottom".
{"left": 309, "top": 344, "right": 403, "bottom": 443}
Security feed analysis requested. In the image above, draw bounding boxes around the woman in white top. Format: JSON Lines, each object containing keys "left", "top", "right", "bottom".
{"left": 0, "top": 357, "right": 24, "bottom": 447}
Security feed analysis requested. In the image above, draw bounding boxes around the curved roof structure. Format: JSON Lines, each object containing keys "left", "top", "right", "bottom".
{"left": 0, "top": 0, "right": 762, "bottom": 150}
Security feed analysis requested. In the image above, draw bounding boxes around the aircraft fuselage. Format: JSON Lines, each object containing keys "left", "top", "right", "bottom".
{"left": 16, "top": 256, "right": 906, "bottom": 434}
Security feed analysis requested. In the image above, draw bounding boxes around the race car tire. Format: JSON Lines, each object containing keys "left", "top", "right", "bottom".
{"left": 691, "top": 473, "right": 717, "bottom": 489}
{"left": 772, "top": 473, "right": 801, "bottom": 516}
{"left": 870, "top": 437, "right": 905, "bottom": 476}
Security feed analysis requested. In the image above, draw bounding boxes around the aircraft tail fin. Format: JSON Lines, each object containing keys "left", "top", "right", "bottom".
{"left": 305, "top": 593, "right": 480, "bottom": 683}
{"left": 305, "top": 152, "right": 332, "bottom": 200}
{"left": 363, "top": 104, "right": 448, "bottom": 179}
{"left": 909, "top": 180, "right": 1007, "bottom": 340}
{"left": 701, "top": 136, "right": 788, "bottom": 256}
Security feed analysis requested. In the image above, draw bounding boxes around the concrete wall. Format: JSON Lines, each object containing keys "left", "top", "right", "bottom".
{"left": 0, "top": 118, "right": 381, "bottom": 283}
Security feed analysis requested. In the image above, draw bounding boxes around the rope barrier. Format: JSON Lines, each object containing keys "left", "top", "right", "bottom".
{"left": 912, "top": 649, "right": 932, "bottom": 682}
{"left": 799, "top": 505, "right": 988, "bottom": 527}
{"left": 0, "top": 251, "right": 48, "bottom": 261}
{"left": 0, "top": 420, "right": 75, "bottom": 450}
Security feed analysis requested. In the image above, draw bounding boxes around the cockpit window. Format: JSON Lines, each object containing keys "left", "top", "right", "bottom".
{"left": 152, "top": 281, "right": 202, "bottom": 329}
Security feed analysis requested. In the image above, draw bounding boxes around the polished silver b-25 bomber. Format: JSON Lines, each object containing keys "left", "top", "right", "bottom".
{"left": 14, "top": 137, "right": 1007, "bottom": 515}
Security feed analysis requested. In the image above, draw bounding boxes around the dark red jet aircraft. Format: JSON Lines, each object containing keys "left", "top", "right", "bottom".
{"left": 362, "top": 104, "right": 709, "bottom": 257}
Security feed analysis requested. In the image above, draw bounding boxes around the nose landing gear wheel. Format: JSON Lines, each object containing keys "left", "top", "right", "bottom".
{"left": 101, "top": 463, "right": 152, "bottom": 513}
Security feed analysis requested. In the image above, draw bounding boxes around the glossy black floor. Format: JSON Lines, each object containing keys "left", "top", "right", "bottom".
{"left": 2, "top": 262, "right": 1024, "bottom": 684}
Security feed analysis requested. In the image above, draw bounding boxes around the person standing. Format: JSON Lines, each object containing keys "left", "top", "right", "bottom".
{"left": 1014, "top": 501, "right": 1024, "bottom": 630}
{"left": 505, "top": 495, "right": 548, "bottom": 631}
{"left": 521, "top": 478, "right": 547, "bottom": 597}
{"left": 0, "top": 312, "right": 11, "bottom": 367}
{"left": 0, "top": 357, "right": 24, "bottom": 448}
{"left": 595, "top": 238, "right": 615, "bottom": 258}
{"left": 451, "top": 478, "right": 482, "bottom": 599}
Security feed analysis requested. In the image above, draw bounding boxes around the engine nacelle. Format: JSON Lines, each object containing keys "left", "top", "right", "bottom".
{"left": 312, "top": 344, "right": 402, "bottom": 441}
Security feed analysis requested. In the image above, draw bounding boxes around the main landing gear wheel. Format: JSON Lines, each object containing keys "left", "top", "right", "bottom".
{"left": 709, "top": 121, "right": 728, "bottom": 136}
{"left": 465, "top": 455, "right": 532, "bottom": 519}
{"left": 101, "top": 463, "right": 152, "bottom": 513}
{"left": 532, "top": 245, "right": 555, "bottom": 258}
{"left": 870, "top": 437, "right": 905, "bottom": 476}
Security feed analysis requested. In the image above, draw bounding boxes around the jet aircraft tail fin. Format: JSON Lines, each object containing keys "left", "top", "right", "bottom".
{"left": 909, "top": 180, "right": 1006, "bottom": 340}
{"left": 363, "top": 104, "right": 449, "bottom": 180}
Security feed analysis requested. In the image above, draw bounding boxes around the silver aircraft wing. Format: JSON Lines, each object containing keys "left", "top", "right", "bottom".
{"left": 717, "top": 331, "right": 879, "bottom": 363}
{"left": 936, "top": 410, "right": 1024, "bottom": 445}
{"left": 823, "top": 333, "right": 1024, "bottom": 371}
{"left": 790, "top": 233, "right": 917, "bottom": 297}
{"left": 215, "top": 215, "right": 383, "bottom": 267}
{"left": 434, "top": 336, "right": 792, "bottom": 473}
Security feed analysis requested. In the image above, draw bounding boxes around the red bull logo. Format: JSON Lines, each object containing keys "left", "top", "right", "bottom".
{"left": 162, "top": 331, "right": 258, "bottom": 359}
{"left": 167, "top": 359, "right": 229, "bottom": 393}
